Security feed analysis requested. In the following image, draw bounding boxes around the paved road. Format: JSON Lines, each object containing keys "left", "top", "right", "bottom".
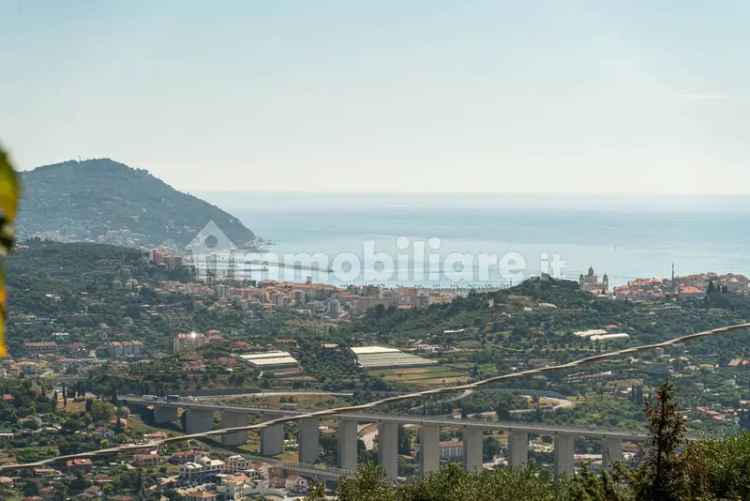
{"left": 194, "top": 391, "right": 353, "bottom": 401}
{"left": 122, "top": 399, "right": 298, "bottom": 416}
{"left": 409, "top": 388, "right": 474, "bottom": 412}
{"left": 3, "top": 321, "right": 749, "bottom": 473}
{"left": 123, "top": 396, "right": 645, "bottom": 440}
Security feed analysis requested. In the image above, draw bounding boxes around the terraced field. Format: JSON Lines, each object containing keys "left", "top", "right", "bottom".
{"left": 368, "top": 366, "right": 469, "bottom": 387}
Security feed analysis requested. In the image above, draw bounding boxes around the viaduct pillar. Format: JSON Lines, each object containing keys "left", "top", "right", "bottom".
{"left": 508, "top": 430, "right": 529, "bottom": 469}
{"left": 463, "top": 428, "right": 483, "bottom": 472}
{"left": 337, "top": 419, "right": 358, "bottom": 472}
{"left": 153, "top": 405, "right": 178, "bottom": 425}
{"left": 298, "top": 417, "right": 321, "bottom": 465}
{"left": 185, "top": 409, "right": 214, "bottom": 434}
{"left": 419, "top": 424, "right": 440, "bottom": 477}
{"left": 260, "top": 424, "right": 284, "bottom": 456}
{"left": 378, "top": 422, "right": 399, "bottom": 481}
{"left": 220, "top": 411, "right": 249, "bottom": 446}
{"left": 554, "top": 433, "right": 576, "bottom": 478}
{"left": 602, "top": 437, "right": 624, "bottom": 467}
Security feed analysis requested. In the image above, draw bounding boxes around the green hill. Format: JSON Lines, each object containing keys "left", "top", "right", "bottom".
{"left": 16, "top": 158, "right": 256, "bottom": 249}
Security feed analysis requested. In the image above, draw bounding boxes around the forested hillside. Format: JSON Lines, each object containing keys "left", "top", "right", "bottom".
{"left": 17, "top": 158, "right": 256, "bottom": 248}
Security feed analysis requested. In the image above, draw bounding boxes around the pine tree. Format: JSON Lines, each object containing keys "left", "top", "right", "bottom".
{"left": 632, "top": 381, "right": 688, "bottom": 501}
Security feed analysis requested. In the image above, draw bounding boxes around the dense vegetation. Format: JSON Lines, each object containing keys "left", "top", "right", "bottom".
{"left": 349, "top": 276, "right": 750, "bottom": 434}
{"left": 5, "top": 240, "right": 193, "bottom": 354}
{"left": 6, "top": 241, "right": 750, "bottom": 435}
{"left": 0, "top": 378, "right": 134, "bottom": 462}
{"left": 17, "top": 158, "right": 256, "bottom": 248}
{"left": 353, "top": 276, "right": 748, "bottom": 349}
{"left": 307, "top": 384, "right": 750, "bottom": 501}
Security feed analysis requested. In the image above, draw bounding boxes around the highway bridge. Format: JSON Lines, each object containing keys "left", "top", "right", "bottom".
{"left": 4, "top": 322, "right": 750, "bottom": 479}
{"left": 121, "top": 395, "right": 647, "bottom": 479}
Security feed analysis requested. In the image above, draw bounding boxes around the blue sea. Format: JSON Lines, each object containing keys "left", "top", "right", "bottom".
{"left": 199, "top": 193, "right": 750, "bottom": 289}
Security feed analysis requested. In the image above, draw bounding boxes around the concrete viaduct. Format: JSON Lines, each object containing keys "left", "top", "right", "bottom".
{"left": 122, "top": 396, "right": 646, "bottom": 480}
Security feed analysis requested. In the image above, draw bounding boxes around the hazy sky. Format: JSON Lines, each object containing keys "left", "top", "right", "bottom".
{"left": 2, "top": 1, "right": 749, "bottom": 194}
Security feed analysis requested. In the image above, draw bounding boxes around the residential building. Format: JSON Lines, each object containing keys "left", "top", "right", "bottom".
{"left": 440, "top": 440, "right": 464, "bottom": 459}
{"left": 109, "top": 340, "right": 145, "bottom": 359}
{"left": 179, "top": 456, "right": 225, "bottom": 483}
{"left": 23, "top": 341, "right": 59, "bottom": 355}
{"left": 133, "top": 453, "right": 162, "bottom": 467}
{"left": 216, "top": 473, "right": 253, "bottom": 500}
{"left": 225, "top": 455, "right": 250, "bottom": 473}
{"left": 174, "top": 332, "right": 208, "bottom": 353}
{"left": 65, "top": 458, "right": 93, "bottom": 473}
{"left": 170, "top": 450, "right": 201, "bottom": 464}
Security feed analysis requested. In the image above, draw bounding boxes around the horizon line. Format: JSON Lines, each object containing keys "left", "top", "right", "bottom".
{"left": 191, "top": 189, "right": 750, "bottom": 197}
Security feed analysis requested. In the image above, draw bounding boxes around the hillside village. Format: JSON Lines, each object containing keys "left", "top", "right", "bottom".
{"left": 3, "top": 239, "right": 750, "bottom": 498}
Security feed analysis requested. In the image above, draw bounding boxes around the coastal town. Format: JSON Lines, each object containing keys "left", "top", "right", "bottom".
{"left": 3, "top": 240, "right": 750, "bottom": 499}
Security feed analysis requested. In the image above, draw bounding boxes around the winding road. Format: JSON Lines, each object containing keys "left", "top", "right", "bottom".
{"left": 2, "top": 321, "right": 749, "bottom": 473}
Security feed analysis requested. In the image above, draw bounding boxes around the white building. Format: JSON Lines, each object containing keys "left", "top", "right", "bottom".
{"left": 216, "top": 473, "right": 254, "bottom": 500}
{"left": 239, "top": 351, "right": 298, "bottom": 370}
{"left": 179, "top": 456, "right": 225, "bottom": 482}
{"left": 225, "top": 455, "right": 250, "bottom": 473}
{"left": 590, "top": 333, "right": 630, "bottom": 342}
{"left": 174, "top": 332, "right": 208, "bottom": 354}
{"left": 574, "top": 329, "right": 608, "bottom": 338}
